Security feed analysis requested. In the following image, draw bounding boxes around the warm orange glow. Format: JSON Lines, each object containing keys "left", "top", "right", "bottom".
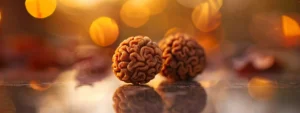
{"left": 145, "top": 0, "right": 167, "bottom": 15}
{"left": 164, "top": 27, "right": 183, "bottom": 37}
{"left": 196, "top": 34, "right": 219, "bottom": 54}
{"left": 25, "top": 0, "right": 56, "bottom": 19}
{"left": 59, "top": 0, "right": 112, "bottom": 9}
{"left": 199, "top": 80, "right": 219, "bottom": 88}
{"left": 282, "top": 15, "right": 300, "bottom": 37}
{"left": 177, "top": 0, "right": 205, "bottom": 8}
{"left": 248, "top": 77, "right": 277, "bottom": 101}
{"left": 89, "top": 17, "right": 119, "bottom": 47}
{"left": 207, "top": 0, "right": 223, "bottom": 14}
{"left": 29, "top": 80, "right": 52, "bottom": 91}
{"left": 192, "top": 1, "right": 222, "bottom": 32}
{"left": 120, "top": 0, "right": 150, "bottom": 28}
{"left": 0, "top": 11, "right": 2, "bottom": 23}
{"left": 147, "top": 75, "right": 166, "bottom": 89}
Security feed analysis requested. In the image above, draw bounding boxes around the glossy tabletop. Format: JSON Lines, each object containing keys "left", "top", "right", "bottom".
{"left": 1, "top": 68, "right": 300, "bottom": 113}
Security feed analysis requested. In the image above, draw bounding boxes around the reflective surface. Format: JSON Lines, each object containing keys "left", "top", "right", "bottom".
{"left": 1, "top": 68, "right": 300, "bottom": 113}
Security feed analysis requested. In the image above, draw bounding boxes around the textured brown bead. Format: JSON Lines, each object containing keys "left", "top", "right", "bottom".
{"left": 113, "top": 85, "right": 163, "bottom": 113}
{"left": 112, "top": 36, "right": 163, "bottom": 84}
{"left": 157, "top": 81, "right": 207, "bottom": 113}
{"left": 159, "top": 33, "right": 206, "bottom": 81}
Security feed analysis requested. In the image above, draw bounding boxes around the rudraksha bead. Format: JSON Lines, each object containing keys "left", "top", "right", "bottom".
{"left": 159, "top": 33, "right": 206, "bottom": 81}
{"left": 112, "top": 36, "right": 163, "bottom": 84}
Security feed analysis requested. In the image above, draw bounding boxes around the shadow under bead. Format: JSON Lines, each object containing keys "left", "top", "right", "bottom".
{"left": 113, "top": 85, "right": 163, "bottom": 113}
{"left": 112, "top": 36, "right": 163, "bottom": 84}
{"left": 159, "top": 33, "right": 206, "bottom": 81}
{"left": 156, "top": 81, "right": 207, "bottom": 113}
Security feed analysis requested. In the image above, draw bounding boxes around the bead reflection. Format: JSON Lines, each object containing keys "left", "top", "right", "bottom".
{"left": 113, "top": 85, "right": 163, "bottom": 113}
{"left": 157, "top": 81, "right": 207, "bottom": 113}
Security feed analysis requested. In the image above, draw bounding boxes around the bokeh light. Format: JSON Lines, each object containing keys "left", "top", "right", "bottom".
{"left": 25, "top": 0, "right": 57, "bottom": 19}
{"left": 89, "top": 17, "right": 119, "bottom": 47}
{"left": 145, "top": 0, "right": 168, "bottom": 15}
{"left": 282, "top": 15, "right": 300, "bottom": 47}
{"left": 207, "top": 0, "right": 223, "bottom": 13}
{"left": 120, "top": 0, "right": 150, "bottom": 28}
{"left": 250, "top": 13, "right": 300, "bottom": 48}
{"left": 59, "top": 0, "right": 117, "bottom": 9}
{"left": 282, "top": 15, "right": 300, "bottom": 37}
{"left": 59, "top": 0, "right": 99, "bottom": 9}
{"left": 199, "top": 79, "right": 219, "bottom": 88}
{"left": 252, "top": 54, "right": 275, "bottom": 70}
{"left": 192, "top": 0, "right": 222, "bottom": 32}
{"left": 248, "top": 77, "right": 277, "bottom": 101}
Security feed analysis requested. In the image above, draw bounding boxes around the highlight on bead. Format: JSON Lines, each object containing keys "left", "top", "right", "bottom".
{"left": 120, "top": 0, "right": 150, "bottom": 28}
{"left": 89, "top": 17, "right": 119, "bottom": 47}
{"left": 248, "top": 76, "right": 277, "bottom": 101}
{"left": 25, "top": 0, "right": 57, "bottom": 19}
{"left": 192, "top": 0, "right": 222, "bottom": 32}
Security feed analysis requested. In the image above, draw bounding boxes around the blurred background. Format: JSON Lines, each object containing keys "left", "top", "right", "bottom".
{"left": 0, "top": 0, "right": 300, "bottom": 113}
{"left": 0, "top": 0, "right": 299, "bottom": 73}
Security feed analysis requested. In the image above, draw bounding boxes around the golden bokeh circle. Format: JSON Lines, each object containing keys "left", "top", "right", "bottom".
{"left": 146, "top": 0, "right": 167, "bottom": 15}
{"left": 89, "top": 17, "right": 119, "bottom": 47}
{"left": 120, "top": 0, "right": 150, "bottom": 28}
{"left": 25, "top": 0, "right": 57, "bottom": 19}
{"left": 192, "top": 0, "right": 222, "bottom": 32}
